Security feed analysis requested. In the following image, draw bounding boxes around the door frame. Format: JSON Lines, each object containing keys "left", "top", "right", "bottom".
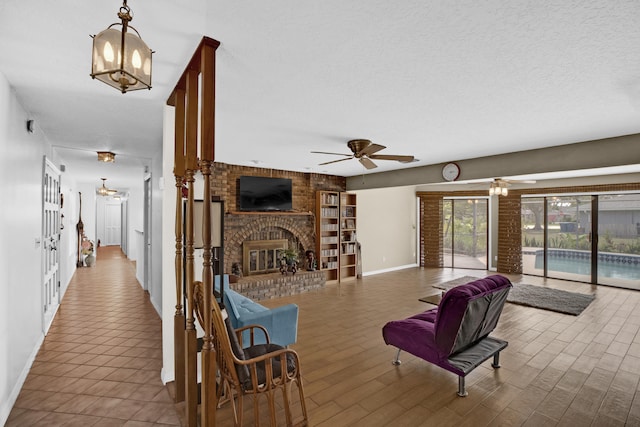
{"left": 143, "top": 173, "right": 152, "bottom": 291}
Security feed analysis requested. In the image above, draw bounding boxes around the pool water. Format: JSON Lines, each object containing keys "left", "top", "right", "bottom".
{"left": 533, "top": 250, "right": 640, "bottom": 281}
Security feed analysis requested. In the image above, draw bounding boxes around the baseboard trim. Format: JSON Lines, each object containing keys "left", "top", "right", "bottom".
{"left": 0, "top": 333, "right": 44, "bottom": 425}
{"left": 362, "top": 263, "right": 418, "bottom": 277}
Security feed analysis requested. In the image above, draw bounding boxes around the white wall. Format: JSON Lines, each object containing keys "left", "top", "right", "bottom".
{"left": 127, "top": 182, "right": 144, "bottom": 261}
{"left": 149, "top": 147, "right": 164, "bottom": 313}
{"left": 354, "top": 186, "right": 418, "bottom": 274}
{"left": 0, "top": 71, "right": 67, "bottom": 424}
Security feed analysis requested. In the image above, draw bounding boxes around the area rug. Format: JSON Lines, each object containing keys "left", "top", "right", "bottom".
{"left": 423, "top": 276, "right": 595, "bottom": 316}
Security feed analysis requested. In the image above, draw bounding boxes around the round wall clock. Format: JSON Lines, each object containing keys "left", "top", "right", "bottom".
{"left": 442, "top": 162, "right": 461, "bottom": 182}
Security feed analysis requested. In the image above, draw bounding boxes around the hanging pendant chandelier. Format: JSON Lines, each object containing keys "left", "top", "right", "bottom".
{"left": 90, "top": 0, "right": 153, "bottom": 93}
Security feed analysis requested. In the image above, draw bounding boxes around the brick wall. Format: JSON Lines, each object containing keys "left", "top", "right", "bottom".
{"left": 420, "top": 195, "right": 444, "bottom": 267}
{"left": 212, "top": 162, "right": 345, "bottom": 274}
{"left": 497, "top": 194, "right": 522, "bottom": 273}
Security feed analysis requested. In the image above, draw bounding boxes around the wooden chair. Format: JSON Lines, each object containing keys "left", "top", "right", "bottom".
{"left": 192, "top": 280, "right": 308, "bottom": 426}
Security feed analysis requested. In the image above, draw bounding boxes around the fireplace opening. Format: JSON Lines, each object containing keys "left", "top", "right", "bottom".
{"left": 242, "top": 239, "right": 289, "bottom": 276}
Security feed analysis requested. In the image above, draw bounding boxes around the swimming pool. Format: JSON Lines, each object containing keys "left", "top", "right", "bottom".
{"left": 532, "top": 249, "right": 640, "bottom": 280}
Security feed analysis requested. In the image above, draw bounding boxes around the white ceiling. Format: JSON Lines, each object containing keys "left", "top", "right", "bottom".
{"left": 2, "top": 1, "right": 640, "bottom": 190}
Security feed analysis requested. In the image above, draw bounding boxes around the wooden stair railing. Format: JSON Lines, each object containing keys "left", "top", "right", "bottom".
{"left": 167, "top": 36, "right": 221, "bottom": 427}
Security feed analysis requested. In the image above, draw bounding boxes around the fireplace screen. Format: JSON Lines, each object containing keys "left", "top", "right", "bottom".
{"left": 249, "top": 248, "right": 280, "bottom": 273}
{"left": 243, "top": 239, "right": 288, "bottom": 276}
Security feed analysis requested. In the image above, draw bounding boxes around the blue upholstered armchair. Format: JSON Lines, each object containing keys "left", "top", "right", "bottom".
{"left": 214, "top": 275, "right": 299, "bottom": 347}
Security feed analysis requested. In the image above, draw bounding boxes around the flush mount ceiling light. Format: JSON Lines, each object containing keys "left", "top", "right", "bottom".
{"left": 97, "top": 151, "right": 116, "bottom": 162}
{"left": 97, "top": 178, "right": 118, "bottom": 196}
{"left": 90, "top": 0, "right": 153, "bottom": 93}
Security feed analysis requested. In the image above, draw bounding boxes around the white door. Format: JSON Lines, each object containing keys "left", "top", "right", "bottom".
{"left": 104, "top": 202, "right": 122, "bottom": 246}
{"left": 42, "top": 159, "right": 61, "bottom": 333}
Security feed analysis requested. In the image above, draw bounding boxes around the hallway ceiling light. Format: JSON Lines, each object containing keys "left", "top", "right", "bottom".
{"left": 90, "top": 0, "right": 153, "bottom": 93}
{"left": 98, "top": 178, "right": 118, "bottom": 196}
{"left": 97, "top": 151, "right": 116, "bottom": 162}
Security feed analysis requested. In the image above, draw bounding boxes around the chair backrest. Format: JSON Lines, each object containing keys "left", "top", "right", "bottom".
{"left": 434, "top": 275, "right": 512, "bottom": 357}
{"left": 192, "top": 281, "right": 251, "bottom": 389}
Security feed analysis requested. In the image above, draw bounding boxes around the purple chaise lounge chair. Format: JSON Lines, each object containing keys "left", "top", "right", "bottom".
{"left": 382, "top": 275, "right": 512, "bottom": 396}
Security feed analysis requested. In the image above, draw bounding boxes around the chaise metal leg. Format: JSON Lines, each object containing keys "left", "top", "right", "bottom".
{"left": 392, "top": 349, "right": 402, "bottom": 365}
{"left": 457, "top": 376, "right": 468, "bottom": 397}
{"left": 491, "top": 351, "right": 501, "bottom": 368}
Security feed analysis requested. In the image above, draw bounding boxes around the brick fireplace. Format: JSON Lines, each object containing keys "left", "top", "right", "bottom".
{"left": 210, "top": 162, "right": 346, "bottom": 278}
{"left": 225, "top": 213, "right": 315, "bottom": 276}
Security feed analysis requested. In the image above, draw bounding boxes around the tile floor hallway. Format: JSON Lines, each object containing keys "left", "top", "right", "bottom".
{"left": 6, "top": 246, "right": 181, "bottom": 426}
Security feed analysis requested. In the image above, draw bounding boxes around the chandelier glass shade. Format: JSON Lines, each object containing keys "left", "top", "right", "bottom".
{"left": 90, "top": 1, "right": 152, "bottom": 93}
{"left": 489, "top": 180, "right": 509, "bottom": 196}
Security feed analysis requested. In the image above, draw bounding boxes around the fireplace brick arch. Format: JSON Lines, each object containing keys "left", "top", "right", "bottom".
{"left": 225, "top": 214, "right": 315, "bottom": 274}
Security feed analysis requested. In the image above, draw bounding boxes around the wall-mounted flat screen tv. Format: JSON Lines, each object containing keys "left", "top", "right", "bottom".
{"left": 239, "top": 176, "right": 293, "bottom": 212}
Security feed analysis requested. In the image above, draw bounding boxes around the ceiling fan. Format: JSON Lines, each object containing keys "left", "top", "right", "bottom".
{"left": 489, "top": 178, "right": 536, "bottom": 196}
{"left": 311, "top": 139, "right": 415, "bottom": 170}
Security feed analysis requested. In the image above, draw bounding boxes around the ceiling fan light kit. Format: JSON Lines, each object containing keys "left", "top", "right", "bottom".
{"left": 90, "top": 0, "right": 153, "bottom": 93}
{"left": 489, "top": 180, "right": 509, "bottom": 196}
{"left": 311, "top": 139, "right": 415, "bottom": 170}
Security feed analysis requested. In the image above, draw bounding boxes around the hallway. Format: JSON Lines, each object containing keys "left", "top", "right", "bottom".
{"left": 6, "top": 246, "right": 180, "bottom": 426}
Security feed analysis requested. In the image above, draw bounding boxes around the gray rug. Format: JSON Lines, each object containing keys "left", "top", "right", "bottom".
{"left": 427, "top": 276, "right": 595, "bottom": 316}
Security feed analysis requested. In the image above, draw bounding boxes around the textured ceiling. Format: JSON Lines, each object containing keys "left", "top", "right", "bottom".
{"left": 1, "top": 0, "right": 640, "bottom": 189}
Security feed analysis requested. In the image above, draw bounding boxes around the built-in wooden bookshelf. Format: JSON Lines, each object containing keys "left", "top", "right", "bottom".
{"left": 340, "top": 192, "right": 357, "bottom": 281}
{"left": 316, "top": 191, "right": 357, "bottom": 283}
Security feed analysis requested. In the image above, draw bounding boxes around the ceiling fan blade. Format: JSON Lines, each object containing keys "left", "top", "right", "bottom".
{"left": 311, "top": 151, "right": 352, "bottom": 157}
{"left": 369, "top": 154, "right": 415, "bottom": 163}
{"left": 359, "top": 143, "right": 385, "bottom": 156}
{"left": 319, "top": 157, "right": 352, "bottom": 166}
{"left": 499, "top": 178, "right": 537, "bottom": 184}
{"left": 359, "top": 157, "right": 377, "bottom": 169}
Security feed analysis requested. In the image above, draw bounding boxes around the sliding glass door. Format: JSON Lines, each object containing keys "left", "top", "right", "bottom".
{"left": 443, "top": 198, "right": 488, "bottom": 269}
{"left": 522, "top": 197, "right": 545, "bottom": 276}
{"left": 523, "top": 192, "right": 640, "bottom": 289}
{"left": 597, "top": 194, "right": 640, "bottom": 289}
{"left": 546, "top": 196, "right": 592, "bottom": 282}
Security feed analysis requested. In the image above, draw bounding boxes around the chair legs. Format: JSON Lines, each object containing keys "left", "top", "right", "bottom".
{"left": 457, "top": 376, "right": 468, "bottom": 397}
{"left": 391, "top": 348, "right": 503, "bottom": 398}
{"left": 392, "top": 349, "right": 402, "bottom": 365}
{"left": 491, "top": 351, "right": 501, "bottom": 368}
{"left": 458, "top": 351, "right": 502, "bottom": 397}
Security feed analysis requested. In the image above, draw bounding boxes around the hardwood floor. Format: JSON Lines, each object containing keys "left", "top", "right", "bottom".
{"left": 256, "top": 268, "right": 640, "bottom": 427}
{"left": 7, "top": 247, "right": 640, "bottom": 426}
